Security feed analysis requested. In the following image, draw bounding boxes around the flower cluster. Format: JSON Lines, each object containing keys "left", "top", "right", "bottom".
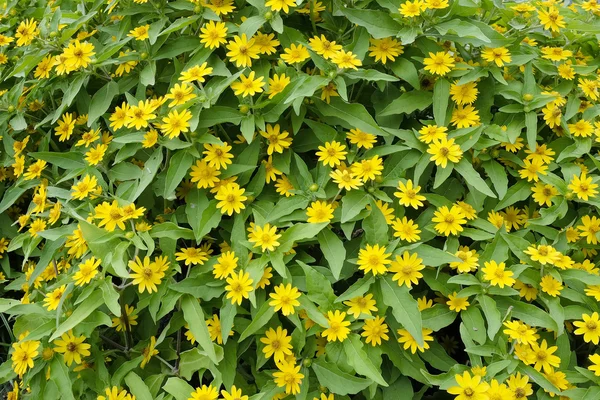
{"left": 1, "top": 0, "right": 600, "bottom": 399}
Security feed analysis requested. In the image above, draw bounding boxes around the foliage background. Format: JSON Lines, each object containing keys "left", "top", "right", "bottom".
{"left": 1, "top": 0, "right": 600, "bottom": 399}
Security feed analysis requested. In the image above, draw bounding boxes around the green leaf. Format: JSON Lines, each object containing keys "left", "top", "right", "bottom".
{"left": 197, "top": 107, "right": 243, "bottom": 128}
{"left": 88, "top": 81, "right": 119, "bottom": 126}
{"left": 317, "top": 228, "right": 346, "bottom": 280}
{"left": 454, "top": 158, "right": 496, "bottom": 198}
{"left": 343, "top": 333, "right": 387, "bottom": 386}
{"left": 433, "top": 79, "right": 450, "bottom": 126}
{"left": 164, "top": 150, "right": 194, "bottom": 197}
{"left": 409, "top": 244, "right": 462, "bottom": 266}
{"left": 482, "top": 160, "right": 508, "bottom": 199}
{"left": 50, "top": 290, "right": 104, "bottom": 341}
{"left": 477, "top": 295, "right": 502, "bottom": 340}
{"left": 379, "top": 91, "right": 433, "bottom": 117}
{"left": 163, "top": 377, "right": 195, "bottom": 400}
{"left": 342, "top": 8, "right": 402, "bottom": 38}
{"left": 314, "top": 98, "right": 388, "bottom": 137}
{"left": 29, "top": 152, "right": 86, "bottom": 170}
{"left": 238, "top": 301, "right": 275, "bottom": 341}
{"left": 128, "top": 147, "right": 163, "bottom": 202}
{"left": 181, "top": 294, "right": 219, "bottom": 363}
{"left": 495, "top": 297, "right": 558, "bottom": 332}
{"left": 460, "top": 307, "right": 486, "bottom": 345}
{"left": 389, "top": 58, "right": 420, "bottom": 89}
{"left": 50, "top": 358, "right": 75, "bottom": 400}
{"left": 125, "top": 372, "right": 153, "bottom": 400}
{"left": 525, "top": 111, "right": 538, "bottom": 150}
{"left": 312, "top": 359, "right": 372, "bottom": 395}
{"left": 341, "top": 190, "right": 370, "bottom": 223}
{"left": 494, "top": 180, "right": 531, "bottom": 210}
{"left": 363, "top": 198, "right": 389, "bottom": 244}
{"left": 379, "top": 275, "right": 423, "bottom": 346}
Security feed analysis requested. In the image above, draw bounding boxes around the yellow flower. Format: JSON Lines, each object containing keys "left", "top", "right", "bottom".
{"left": 507, "top": 372, "right": 533, "bottom": 399}
{"left": 281, "top": 43, "right": 310, "bottom": 64}
{"left": 368, "top": 37, "right": 403, "bottom": 64}
{"left": 351, "top": 155, "right": 383, "bottom": 181}
{"left": 392, "top": 217, "right": 421, "bottom": 242}
{"left": 397, "top": 328, "right": 434, "bottom": 353}
{"left": 331, "top": 50, "right": 362, "bottom": 69}
{"left": 111, "top": 305, "right": 138, "bottom": 332}
{"left": 275, "top": 175, "right": 295, "bottom": 197}
{"left": 165, "top": 83, "right": 196, "bottom": 107}
{"left": 269, "top": 283, "right": 301, "bottom": 316}
{"left": 399, "top": 0, "right": 425, "bottom": 18}
{"left": 175, "top": 247, "right": 209, "bottom": 266}
{"left": 44, "top": 285, "right": 67, "bottom": 311}
{"left": 199, "top": 21, "right": 228, "bottom": 49}
{"left": 541, "top": 46, "right": 572, "bottom": 61}
{"left": 98, "top": 387, "right": 134, "bottom": 400}
{"left": 446, "top": 292, "right": 469, "bottom": 312}
{"left": 514, "top": 280, "right": 538, "bottom": 301}
{"left": 109, "top": 102, "right": 130, "bottom": 130}
{"left": 128, "top": 256, "right": 168, "bottom": 293}
{"left": 447, "top": 371, "right": 489, "bottom": 400}
{"left": 221, "top": 386, "right": 248, "bottom": 400}
{"left": 190, "top": 159, "right": 221, "bottom": 188}
{"left": 542, "top": 103, "right": 562, "bottom": 128}
{"left": 231, "top": 71, "right": 265, "bottom": 97}
{"left": 273, "top": 360, "right": 304, "bottom": 394}
{"left": 449, "top": 81, "right": 478, "bottom": 105}
{"left": 267, "top": 73, "right": 290, "bottom": 99}
{"left": 141, "top": 336, "right": 159, "bottom": 368}
{"left": 346, "top": 128, "right": 376, "bottom": 149}
{"left": 53, "top": 331, "right": 91, "bottom": 366}
{"left": 432, "top": 205, "right": 466, "bottom": 236}
{"left": 224, "top": 269, "right": 254, "bottom": 305}
{"left": 94, "top": 200, "right": 125, "bottom": 231}
{"left": 316, "top": 141, "right": 347, "bottom": 167}
{"left": 451, "top": 105, "right": 480, "bottom": 128}
{"left": 260, "top": 327, "right": 293, "bottom": 362}
{"left": 419, "top": 124, "right": 447, "bottom": 143}
{"left": 540, "top": 275, "right": 563, "bottom": 297}
{"left": 574, "top": 312, "right": 600, "bottom": 344}
{"left": 357, "top": 244, "right": 391, "bottom": 275}
{"left": 481, "top": 47, "right": 511, "bottom": 67}
{"left": 423, "top": 51, "right": 455, "bottom": 76}
{"left": 425, "top": 0, "right": 448, "bottom": 9}
{"left": 265, "top": 0, "right": 295, "bottom": 13}
{"left": 28, "top": 218, "right": 47, "bottom": 237}
{"left": 11, "top": 340, "right": 40, "bottom": 376}
{"left": 524, "top": 244, "right": 559, "bottom": 265}
{"left": 394, "top": 179, "right": 426, "bottom": 209}
{"left": 160, "top": 109, "right": 192, "bottom": 139}
{"left": 569, "top": 119, "right": 594, "bottom": 137}
{"left": 212, "top": 251, "right": 238, "bottom": 279}
{"left": 530, "top": 339, "right": 560, "bottom": 373}
{"left": 503, "top": 320, "right": 537, "bottom": 345}
{"left": 71, "top": 174, "right": 98, "bottom": 200}
{"left": 519, "top": 158, "right": 548, "bottom": 182}
{"left": 73, "top": 257, "right": 101, "bottom": 286}
{"left": 34, "top": 55, "right": 57, "bottom": 79}
{"left": 226, "top": 34, "right": 259, "bottom": 68}
{"left": 306, "top": 200, "right": 334, "bottom": 223}
{"left": 15, "top": 19, "right": 38, "bottom": 46}
{"left": 215, "top": 182, "right": 247, "bottom": 215}
{"left": 23, "top": 159, "right": 47, "bottom": 181}
{"left": 180, "top": 62, "right": 213, "bottom": 83}
{"left": 308, "top": 35, "right": 342, "bottom": 59}
{"left": 62, "top": 40, "right": 95, "bottom": 70}
{"left": 125, "top": 100, "right": 156, "bottom": 129}
{"left": 568, "top": 172, "right": 598, "bottom": 200}
{"left": 248, "top": 223, "right": 281, "bottom": 252}
{"left": 538, "top": 6, "right": 565, "bottom": 32}
{"left": 389, "top": 251, "right": 424, "bottom": 288}
{"left": 322, "top": 310, "right": 351, "bottom": 342}
{"left": 588, "top": 354, "right": 600, "bottom": 376}
{"left": 204, "top": 0, "right": 235, "bottom": 14}
{"left": 531, "top": 182, "right": 558, "bottom": 207}
{"left": 128, "top": 25, "right": 150, "bottom": 40}
{"left": 253, "top": 32, "right": 280, "bottom": 54}
{"left": 260, "top": 124, "right": 292, "bottom": 155}
{"left": 343, "top": 293, "right": 377, "bottom": 318}
{"left": 578, "top": 215, "right": 600, "bottom": 245}
{"left": 427, "top": 137, "right": 463, "bottom": 168}
{"left": 482, "top": 260, "right": 515, "bottom": 288}
{"left": 361, "top": 316, "right": 389, "bottom": 346}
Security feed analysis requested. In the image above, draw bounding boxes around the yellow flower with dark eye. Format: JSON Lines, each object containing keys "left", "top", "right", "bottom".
{"left": 427, "top": 137, "right": 463, "bottom": 168}
{"left": 15, "top": 19, "right": 38, "bottom": 46}
{"left": 43, "top": 285, "right": 67, "bottom": 311}
{"left": 451, "top": 105, "right": 480, "bottom": 128}
{"left": 481, "top": 47, "right": 511, "bottom": 67}
{"left": 589, "top": 354, "right": 600, "bottom": 376}
{"left": 225, "top": 270, "right": 253, "bottom": 305}
{"left": 357, "top": 244, "right": 391, "bottom": 276}
{"left": 432, "top": 205, "right": 466, "bottom": 236}
{"left": 269, "top": 284, "right": 301, "bottom": 316}
{"left": 395, "top": 179, "right": 426, "bottom": 209}
{"left": 343, "top": 293, "right": 377, "bottom": 318}
{"left": 160, "top": 109, "right": 192, "bottom": 139}
{"left": 11, "top": 340, "right": 40, "bottom": 376}
{"left": 231, "top": 71, "right": 265, "bottom": 97}
{"left": 574, "top": 312, "right": 600, "bottom": 344}
{"left": 539, "top": 275, "right": 563, "bottom": 297}
{"left": 449, "top": 81, "right": 478, "bottom": 105}
{"left": 199, "top": 21, "right": 228, "bottom": 49}
{"left": 568, "top": 172, "right": 598, "bottom": 200}
{"left": 215, "top": 182, "right": 247, "bottom": 216}
{"left": 482, "top": 260, "right": 515, "bottom": 288}
{"left": 368, "top": 37, "right": 403, "bottom": 64}
{"left": 392, "top": 217, "right": 421, "bottom": 243}
{"left": 73, "top": 257, "right": 101, "bottom": 286}
{"left": 180, "top": 62, "right": 213, "bottom": 83}
{"left": 226, "top": 34, "right": 259, "bottom": 68}
{"left": 265, "top": 0, "right": 295, "bottom": 13}
{"left": 397, "top": 328, "right": 434, "bottom": 353}
{"left": 361, "top": 316, "right": 389, "bottom": 346}
{"left": 260, "top": 327, "right": 293, "bottom": 362}
{"left": 281, "top": 44, "right": 310, "bottom": 64}
{"left": 568, "top": 119, "right": 594, "bottom": 137}
{"left": 165, "top": 83, "right": 196, "bottom": 107}
{"left": 62, "top": 40, "right": 95, "bottom": 70}
{"left": 346, "top": 128, "right": 376, "bottom": 149}
{"left": 447, "top": 292, "right": 469, "bottom": 312}
{"left": 128, "top": 24, "right": 150, "bottom": 40}
{"left": 389, "top": 251, "right": 424, "bottom": 288}
{"left": 447, "top": 371, "right": 489, "bottom": 400}
{"left": 316, "top": 141, "right": 347, "bottom": 167}
{"left": 423, "top": 51, "right": 455, "bottom": 76}
{"left": 399, "top": 0, "right": 425, "bottom": 17}
{"left": 578, "top": 215, "right": 600, "bottom": 245}
{"left": 273, "top": 360, "right": 304, "bottom": 395}
{"left": 306, "top": 200, "right": 334, "bottom": 223}
{"left": 53, "top": 331, "right": 91, "bottom": 366}
{"left": 331, "top": 50, "right": 362, "bottom": 69}
{"left": 248, "top": 223, "right": 281, "bottom": 252}
{"left": 308, "top": 35, "right": 342, "bottom": 59}
{"left": 212, "top": 251, "right": 238, "bottom": 279}
{"left": 538, "top": 6, "right": 565, "bottom": 32}
{"left": 267, "top": 74, "right": 290, "bottom": 99}
{"left": 322, "top": 310, "right": 351, "bottom": 342}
